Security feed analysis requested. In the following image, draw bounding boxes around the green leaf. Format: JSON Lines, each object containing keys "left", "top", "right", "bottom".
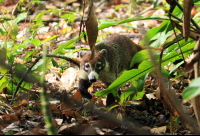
{"left": 35, "top": 10, "right": 50, "bottom": 24}
{"left": 137, "top": 79, "right": 144, "bottom": 92}
{"left": 8, "top": 54, "right": 14, "bottom": 65}
{"left": 169, "top": 60, "right": 184, "bottom": 75}
{"left": 95, "top": 88, "right": 116, "bottom": 98}
{"left": 0, "top": 77, "right": 9, "bottom": 93}
{"left": 130, "top": 49, "right": 160, "bottom": 68}
{"left": 132, "top": 89, "right": 145, "bottom": 100}
{"left": 60, "top": 14, "right": 75, "bottom": 23}
{"left": 31, "top": 39, "right": 40, "bottom": 46}
{"left": 23, "top": 53, "right": 32, "bottom": 62}
{"left": 4, "top": 21, "right": 18, "bottom": 39}
{"left": 42, "top": 35, "right": 58, "bottom": 43}
{"left": 153, "top": 0, "right": 159, "bottom": 8}
{"left": 14, "top": 12, "right": 27, "bottom": 23}
{"left": 18, "top": 3, "right": 22, "bottom": 11}
{"left": 141, "top": 20, "right": 173, "bottom": 47}
{"left": 5, "top": 130, "right": 13, "bottom": 135}
{"left": 120, "top": 85, "right": 135, "bottom": 103}
{"left": 98, "top": 15, "right": 170, "bottom": 30}
{"left": 161, "top": 69, "right": 170, "bottom": 78}
{"left": 51, "top": 58, "right": 59, "bottom": 67}
{"left": 108, "top": 105, "right": 119, "bottom": 111}
{"left": 0, "top": 28, "right": 5, "bottom": 35}
{"left": 183, "top": 78, "right": 200, "bottom": 101}
{"left": 52, "top": 35, "right": 81, "bottom": 55}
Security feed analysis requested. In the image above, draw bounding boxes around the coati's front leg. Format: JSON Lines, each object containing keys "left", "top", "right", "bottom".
{"left": 79, "top": 78, "right": 92, "bottom": 99}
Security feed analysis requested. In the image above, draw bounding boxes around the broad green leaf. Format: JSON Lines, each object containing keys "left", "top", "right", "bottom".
{"left": 130, "top": 49, "right": 160, "bottom": 68}
{"left": 130, "top": 49, "right": 151, "bottom": 68}
{"left": 169, "top": 60, "right": 184, "bottom": 75}
{"left": 31, "top": 0, "right": 41, "bottom": 3}
{"left": 0, "top": 67, "right": 8, "bottom": 75}
{"left": 42, "top": 35, "right": 58, "bottom": 43}
{"left": 161, "top": 69, "right": 170, "bottom": 77}
{"left": 51, "top": 34, "right": 83, "bottom": 55}
{"left": 141, "top": 20, "right": 172, "bottom": 47}
{"left": 137, "top": 79, "right": 144, "bottom": 92}
{"left": 32, "top": 59, "right": 44, "bottom": 71}
{"left": 18, "top": 3, "right": 22, "bottom": 11}
{"left": 0, "top": 77, "right": 9, "bottom": 93}
{"left": 14, "top": 12, "right": 27, "bottom": 23}
{"left": 32, "top": 59, "right": 51, "bottom": 72}
{"left": 23, "top": 53, "right": 32, "bottom": 62}
{"left": 153, "top": 0, "right": 159, "bottom": 8}
{"left": 4, "top": 21, "right": 18, "bottom": 39}
{"left": 5, "top": 130, "right": 13, "bottom": 135}
{"left": 120, "top": 85, "right": 136, "bottom": 103}
{"left": 31, "top": 39, "right": 40, "bottom": 46}
{"left": 132, "top": 89, "right": 145, "bottom": 100}
{"left": 51, "top": 58, "right": 59, "bottom": 67}
{"left": 0, "top": 28, "right": 5, "bottom": 35}
{"left": 35, "top": 10, "right": 50, "bottom": 24}
{"left": 183, "top": 77, "right": 200, "bottom": 100}
{"left": 167, "top": 38, "right": 193, "bottom": 52}
{"left": 108, "top": 105, "right": 119, "bottom": 111}
{"left": 115, "top": 5, "right": 127, "bottom": 11}
{"left": 60, "top": 14, "right": 75, "bottom": 23}
{"left": 8, "top": 54, "right": 14, "bottom": 65}
{"left": 98, "top": 15, "right": 171, "bottom": 30}
{"left": 95, "top": 88, "right": 116, "bottom": 98}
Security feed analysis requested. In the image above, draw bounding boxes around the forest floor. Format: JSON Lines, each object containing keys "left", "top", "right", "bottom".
{"left": 0, "top": 0, "right": 198, "bottom": 135}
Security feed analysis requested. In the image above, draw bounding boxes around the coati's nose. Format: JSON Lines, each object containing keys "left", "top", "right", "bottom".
{"left": 89, "top": 75, "right": 97, "bottom": 82}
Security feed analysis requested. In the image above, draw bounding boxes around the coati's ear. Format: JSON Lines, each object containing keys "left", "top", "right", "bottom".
{"left": 79, "top": 50, "right": 87, "bottom": 58}
{"left": 100, "top": 49, "right": 107, "bottom": 57}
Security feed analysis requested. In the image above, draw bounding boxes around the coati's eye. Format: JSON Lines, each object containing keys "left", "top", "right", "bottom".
{"left": 96, "top": 62, "right": 102, "bottom": 69}
{"left": 85, "top": 63, "right": 90, "bottom": 70}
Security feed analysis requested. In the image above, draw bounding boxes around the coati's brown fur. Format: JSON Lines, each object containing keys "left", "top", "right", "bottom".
{"left": 79, "top": 34, "right": 151, "bottom": 106}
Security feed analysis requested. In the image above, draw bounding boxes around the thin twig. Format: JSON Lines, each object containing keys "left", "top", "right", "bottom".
{"left": 173, "top": 0, "right": 200, "bottom": 31}
{"left": 168, "top": 13, "right": 187, "bottom": 65}
{"left": 168, "top": 12, "right": 200, "bottom": 33}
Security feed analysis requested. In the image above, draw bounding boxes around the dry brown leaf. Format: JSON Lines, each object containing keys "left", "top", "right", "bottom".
{"left": 98, "top": 99, "right": 105, "bottom": 107}
{"left": 53, "top": 119, "right": 58, "bottom": 128}
{"left": 2, "top": 114, "right": 19, "bottom": 124}
{"left": 19, "top": 99, "right": 28, "bottom": 107}
{"left": 71, "top": 90, "right": 82, "bottom": 103}
{"left": 50, "top": 104, "right": 61, "bottom": 115}
{"left": 183, "top": 0, "right": 194, "bottom": 41}
{"left": 62, "top": 109, "right": 83, "bottom": 121}
{"left": 85, "top": 0, "right": 98, "bottom": 60}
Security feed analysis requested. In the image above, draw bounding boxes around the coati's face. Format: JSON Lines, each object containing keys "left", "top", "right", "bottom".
{"left": 81, "top": 49, "right": 107, "bottom": 83}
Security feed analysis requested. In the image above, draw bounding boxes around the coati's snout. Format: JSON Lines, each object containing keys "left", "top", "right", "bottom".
{"left": 81, "top": 49, "right": 107, "bottom": 83}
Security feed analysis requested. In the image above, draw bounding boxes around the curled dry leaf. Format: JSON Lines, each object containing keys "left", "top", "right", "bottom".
{"left": 185, "top": 38, "right": 200, "bottom": 73}
{"left": 183, "top": 0, "right": 194, "bottom": 42}
{"left": 85, "top": 0, "right": 98, "bottom": 60}
{"left": 174, "top": 22, "right": 200, "bottom": 41}
{"left": 71, "top": 90, "right": 82, "bottom": 103}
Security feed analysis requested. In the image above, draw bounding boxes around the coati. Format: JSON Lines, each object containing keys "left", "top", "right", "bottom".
{"left": 79, "top": 34, "right": 145, "bottom": 106}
